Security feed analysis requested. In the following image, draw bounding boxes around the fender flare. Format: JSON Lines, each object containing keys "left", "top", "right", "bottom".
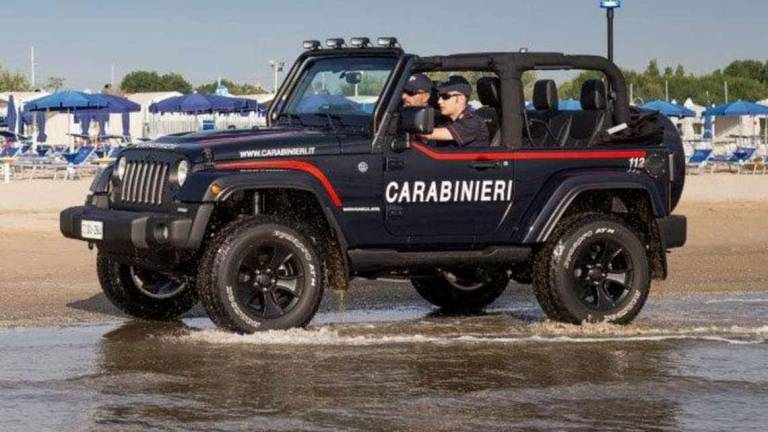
{"left": 207, "top": 171, "right": 349, "bottom": 250}
{"left": 522, "top": 173, "right": 666, "bottom": 244}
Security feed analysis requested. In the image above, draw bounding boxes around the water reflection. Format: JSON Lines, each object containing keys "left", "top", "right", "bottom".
{"left": 89, "top": 318, "right": 687, "bottom": 431}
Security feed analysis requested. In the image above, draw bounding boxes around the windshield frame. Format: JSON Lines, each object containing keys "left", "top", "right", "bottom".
{"left": 268, "top": 49, "right": 404, "bottom": 134}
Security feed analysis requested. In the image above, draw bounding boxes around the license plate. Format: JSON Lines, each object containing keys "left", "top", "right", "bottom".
{"left": 81, "top": 220, "right": 103, "bottom": 240}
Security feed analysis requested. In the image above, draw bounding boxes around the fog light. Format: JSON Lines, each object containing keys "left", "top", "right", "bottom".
{"left": 154, "top": 224, "right": 169, "bottom": 243}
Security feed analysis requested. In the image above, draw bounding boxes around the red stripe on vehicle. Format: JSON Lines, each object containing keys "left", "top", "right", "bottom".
{"left": 215, "top": 160, "right": 343, "bottom": 207}
{"left": 411, "top": 142, "right": 646, "bottom": 161}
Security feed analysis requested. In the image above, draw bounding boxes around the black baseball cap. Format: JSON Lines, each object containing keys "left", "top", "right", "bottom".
{"left": 437, "top": 76, "right": 472, "bottom": 98}
{"left": 403, "top": 74, "right": 433, "bottom": 93}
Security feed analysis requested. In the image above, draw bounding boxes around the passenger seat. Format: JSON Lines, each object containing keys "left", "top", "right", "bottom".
{"left": 526, "top": 80, "right": 572, "bottom": 147}
{"left": 475, "top": 76, "right": 502, "bottom": 146}
{"left": 566, "top": 79, "right": 608, "bottom": 147}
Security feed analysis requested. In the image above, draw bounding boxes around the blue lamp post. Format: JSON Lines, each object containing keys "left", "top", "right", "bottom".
{"left": 600, "top": 0, "right": 621, "bottom": 62}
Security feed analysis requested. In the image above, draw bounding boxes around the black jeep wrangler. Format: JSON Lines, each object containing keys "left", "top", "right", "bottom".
{"left": 61, "top": 37, "right": 686, "bottom": 333}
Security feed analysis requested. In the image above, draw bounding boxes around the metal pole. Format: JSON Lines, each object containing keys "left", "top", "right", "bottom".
{"left": 665, "top": 80, "right": 669, "bottom": 102}
{"left": 724, "top": 81, "right": 729, "bottom": 104}
{"left": 607, "top": 8, "right": 614, "bottom": 62}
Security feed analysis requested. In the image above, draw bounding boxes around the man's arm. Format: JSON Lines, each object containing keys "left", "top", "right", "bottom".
{"left": 418, "top": 127, "right": 454, "bottom": 141}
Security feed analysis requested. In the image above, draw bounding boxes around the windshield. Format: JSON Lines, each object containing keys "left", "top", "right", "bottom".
{"left": 280, "top": 56, "right": 396, "bottom": 127}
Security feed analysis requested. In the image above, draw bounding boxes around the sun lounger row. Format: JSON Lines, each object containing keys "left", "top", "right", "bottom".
{"left": 686, "top": 146, "right": 765, "bottom": 174}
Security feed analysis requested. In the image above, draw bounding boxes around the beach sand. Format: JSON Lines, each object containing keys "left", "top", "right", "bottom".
{"left": 1, "top": 174, "right": 768, "bottom": 327}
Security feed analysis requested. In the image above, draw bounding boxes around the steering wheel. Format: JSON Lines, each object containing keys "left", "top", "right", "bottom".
{"left": 527, "top": 119, "right": 558, "bottom": 145}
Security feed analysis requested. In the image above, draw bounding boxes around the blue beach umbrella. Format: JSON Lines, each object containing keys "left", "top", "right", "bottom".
{"left": 558, "top": 98, "right": 582, "bottom": 111}
{"left": 80, "top": 115, "right": 91, "bottom": 135}
{"left": 121, "top": 111, "right": 130, "bottom": 137}
{"left": 148, "top": 93, "right": 251, "bottom": 114}
{"left": 5, "top": 95, "right": 16, "bottom": 141}
{"left": 702, "top": 114, "right": 714, "bottom": 140}
{"left": 703, "top": 100, "right": 768, "bottom": 117}
{"left": 36, "top": 111, "right": 47, "bottom": 143}
{"left": 25, "top": 90, "right": 108, "bottom": 112}
{"left": 640, "top": 100, "right": 696, "bottom": 118}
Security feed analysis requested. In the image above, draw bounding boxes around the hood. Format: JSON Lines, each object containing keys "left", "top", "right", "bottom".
{"left": 130, "top": 127, "right": 342, "bottom": 163}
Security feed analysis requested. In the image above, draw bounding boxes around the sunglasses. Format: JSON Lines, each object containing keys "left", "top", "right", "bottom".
{"left": 439, "top": 93, "right": 463, "bottom": 101}
{"left": 404, "top": 90, "right": 427, "bottom": 96}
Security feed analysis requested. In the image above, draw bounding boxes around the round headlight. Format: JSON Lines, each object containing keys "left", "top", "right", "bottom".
{"left": 175, "top": 160, "right": 189, "bottom": 187}
{"left": 116, "top": 157, "right": 127, "bottom": 181}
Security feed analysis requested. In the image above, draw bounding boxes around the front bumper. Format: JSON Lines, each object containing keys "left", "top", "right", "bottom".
{"left": 60, "top": 203, "right": 213, "bottom": 251}
{"left": 656, "top": 215, "right": 686, "bottom": 249}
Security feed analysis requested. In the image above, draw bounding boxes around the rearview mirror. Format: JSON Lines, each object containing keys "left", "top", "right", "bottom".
{"left": 399, "top": 106, "right": 434, "bottom": 134}
{"left": 344, "top": 71, "right": 363, "bottom": 85}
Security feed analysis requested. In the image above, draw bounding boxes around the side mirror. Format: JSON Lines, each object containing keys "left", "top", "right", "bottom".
{"left": 399, "top": 106, "right": 434, "bottom": 134}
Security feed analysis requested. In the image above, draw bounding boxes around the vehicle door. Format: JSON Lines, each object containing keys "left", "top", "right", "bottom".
{"left": 382, "top": 141, "right": 515, "bottom": 241}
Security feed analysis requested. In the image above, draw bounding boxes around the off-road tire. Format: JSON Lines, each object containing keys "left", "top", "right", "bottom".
{"left": 411, "top": 269, "right": 509, "bottom": 311}
{"left": 96, "top": 253, "right": 198, "bottom": 320}
{"left": 197, "top": 216, "right": 324, "bottom": 333}
{"left": 533, "top": 213, "right": 651, "bottom": 324}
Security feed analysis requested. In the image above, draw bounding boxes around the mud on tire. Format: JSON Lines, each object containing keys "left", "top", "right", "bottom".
{"left": 411, "top": 268, "right": 509, "bottom": 311}
{"left": 96, "top": 253, "right": 198, "bottom": 320}
{"left": 196, "top": 216, "right": 324, "bottom": 333}
{"left": 533, "top": 213, "right": 651, "bottom": 325}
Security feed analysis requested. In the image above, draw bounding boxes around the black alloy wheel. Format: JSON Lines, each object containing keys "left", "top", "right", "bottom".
{"left": 233, "top": 243, "right": 305, "bottom": 320}
{"left": 197, "top": 216, "right": 324, "bottom": 333}
{"left": 571, "top": 238, "right": 633, "bottom": 311}
{"left": 532, "top": 213, "right": 651, "bottom": 325}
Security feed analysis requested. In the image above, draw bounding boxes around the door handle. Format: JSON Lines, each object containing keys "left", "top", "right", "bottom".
{"left": 386, "top": 157, "right": 405, "bottom": 171}
{"left": 470, "top": 160, "right": 502, "bottom": 170}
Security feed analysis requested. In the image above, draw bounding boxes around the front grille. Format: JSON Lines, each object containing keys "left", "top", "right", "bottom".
{"left": 120, "top": 160, "right": 170, "bottom": 206}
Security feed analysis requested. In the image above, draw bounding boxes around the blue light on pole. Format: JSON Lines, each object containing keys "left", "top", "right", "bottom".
{"left": 600, "top": 0, "right": 621, "bottom": 8}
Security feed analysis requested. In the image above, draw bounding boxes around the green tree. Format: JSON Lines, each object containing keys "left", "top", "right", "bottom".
{"left": 723, "top": 60, "right": 765, "bottom": 82}
{"left": 0, "top": 66, "right": 32, "bottom": 92}
{"left": 43, "top": 77, "right": 65, "bottom": 92}
{"left": 120, "top": 70, "right": 192, "bottom": 93}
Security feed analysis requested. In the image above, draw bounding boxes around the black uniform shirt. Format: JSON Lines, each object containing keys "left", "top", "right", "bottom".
{"left": 436, "top": 108, "right": 490, "bottom": 147}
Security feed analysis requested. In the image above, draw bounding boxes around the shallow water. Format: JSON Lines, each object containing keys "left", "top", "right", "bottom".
{"left": 1, "top": 285, "right": 767, "bottom": 432}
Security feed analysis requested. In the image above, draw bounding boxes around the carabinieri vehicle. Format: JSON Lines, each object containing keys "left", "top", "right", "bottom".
{"left": 61, "top": 37, "right": 687, "bottom": 333}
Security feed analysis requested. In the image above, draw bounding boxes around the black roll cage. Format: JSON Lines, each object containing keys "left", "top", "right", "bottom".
{"left": 268, "top": 49, "right": 631, "bottom": 150}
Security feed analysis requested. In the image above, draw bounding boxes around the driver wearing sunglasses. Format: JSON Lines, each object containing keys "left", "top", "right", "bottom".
{"left": 401, "top": 73, "right": 433, "bottom": 107}
{"left": 419, "top": 76, "right": 489, "bottom": 147}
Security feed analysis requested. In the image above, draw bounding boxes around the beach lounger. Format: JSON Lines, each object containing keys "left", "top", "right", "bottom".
{"left": 51, "top": 146, "right": 96, "bottom": 180}
{"left": 708, "top": 147, "right": 757, "bottom": 174}
{"left": 685, "top": 149, "right": 712, "bottom": 174}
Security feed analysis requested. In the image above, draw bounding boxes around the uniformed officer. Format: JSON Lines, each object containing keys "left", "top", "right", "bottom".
{"left": 401, "top": 73, "right": 433, "bottom": 107}
{"left": 419, "top": 76, "right": 489, "bottom": 147}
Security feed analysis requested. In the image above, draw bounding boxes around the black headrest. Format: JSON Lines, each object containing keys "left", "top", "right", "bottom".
{"left": 533, "top": 80, "right": 559, "bottom": 111}
{"left": 477, "top": 77, "right": 500, "bottom": 108}
{"left": 580, "top": 79, "right": 607, "bottom": 110}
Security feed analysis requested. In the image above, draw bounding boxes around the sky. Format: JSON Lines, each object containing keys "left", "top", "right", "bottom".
{"left": 1, "top": 0, "right": 767, "bottom": 91}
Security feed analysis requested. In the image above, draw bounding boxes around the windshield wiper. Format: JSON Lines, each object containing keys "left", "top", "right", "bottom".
{"left": 310, "top": 113, "right": 368, "bottom": 136}
{"left": 277, "top": 112, "right": 306, "bottom": 127}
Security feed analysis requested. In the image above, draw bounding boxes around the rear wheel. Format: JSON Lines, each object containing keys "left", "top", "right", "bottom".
{"left": 197, "top": 216, "right": 324, "bottom": 333}
{"left": 533, "top": 213, "right": 650, "bottom": 324}
{"left": 96, "top": 253, "right": 198, "bottom": 320}
{"left": 411, "top": 268, "right": 509, "bottom": 311}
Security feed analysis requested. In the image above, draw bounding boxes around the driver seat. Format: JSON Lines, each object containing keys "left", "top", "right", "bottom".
{"left": 475, "top": 76, "right": 502, "bottom": 147}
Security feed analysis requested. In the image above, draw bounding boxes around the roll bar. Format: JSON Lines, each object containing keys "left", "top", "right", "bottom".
{"left": 415, "top": 52, "right": 631, "bottom": 148}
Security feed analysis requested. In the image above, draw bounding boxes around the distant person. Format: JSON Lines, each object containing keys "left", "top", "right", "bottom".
{"left": 401, "top": 74, "right": 433, "bottom": 107}
{"left": 419, "top": 76, "right": 489, "bottom": 147}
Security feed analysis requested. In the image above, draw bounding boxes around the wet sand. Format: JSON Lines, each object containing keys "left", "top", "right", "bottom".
{"left": 1, "top": 175, "right": 768, "bottom": 327}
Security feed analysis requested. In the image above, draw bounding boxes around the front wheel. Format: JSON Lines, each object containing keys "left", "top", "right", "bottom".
{"left": 96, "top": 253, "right": 198, "bottom": 320}
{"left": 411, "top": 268, "right": 509, "bottom": 311}
{"left": 533, "top": 214, "right": 651, "bottom": 324}
{"left": 197, "top": 217, "right": 324, "bottom": 333}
